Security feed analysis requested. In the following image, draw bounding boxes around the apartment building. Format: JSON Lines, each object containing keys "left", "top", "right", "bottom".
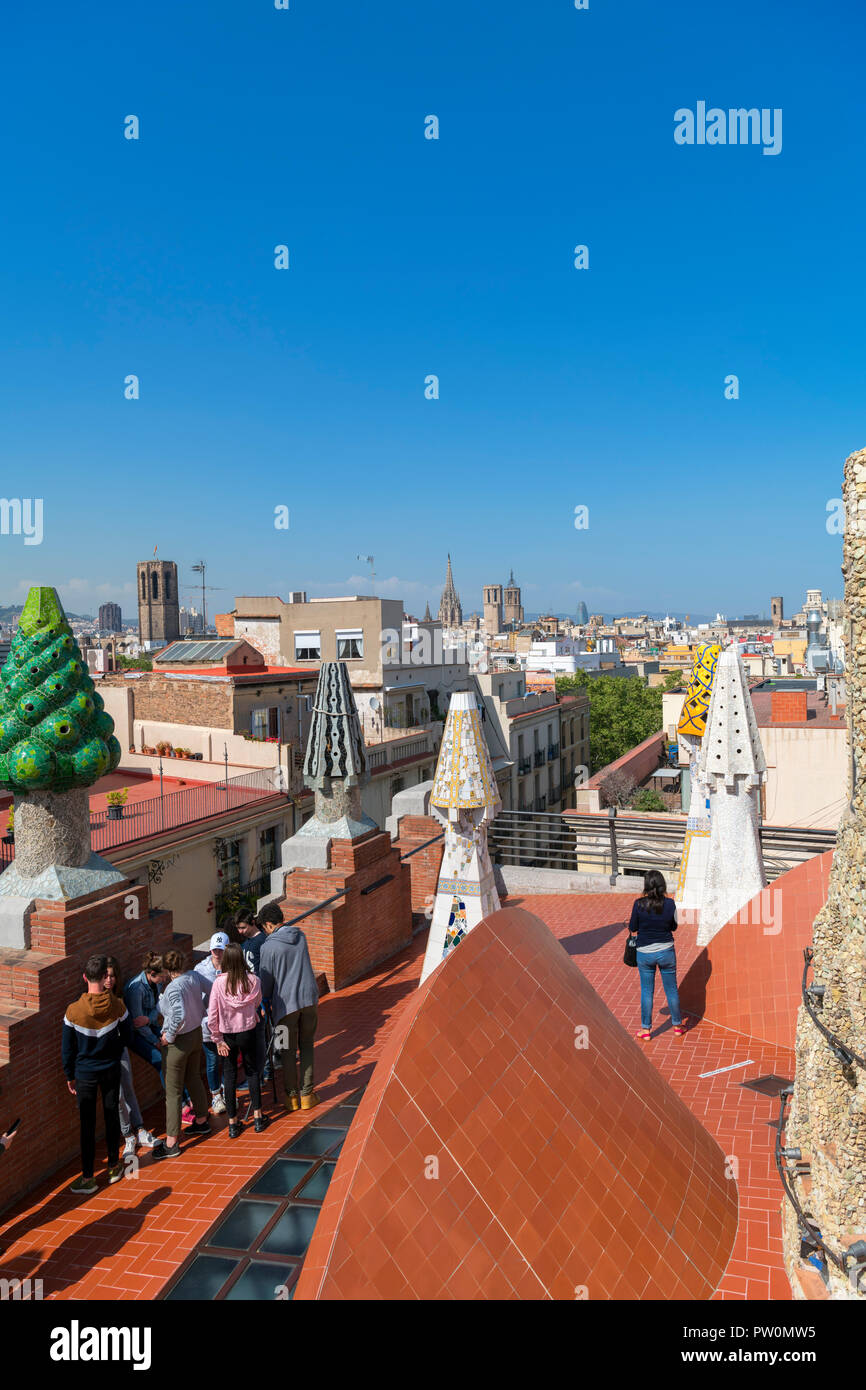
{"left": 473, "top": 669, "right": 588, "bottom": 815}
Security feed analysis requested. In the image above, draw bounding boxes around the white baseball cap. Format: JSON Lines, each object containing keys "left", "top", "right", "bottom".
{"left": 209, "top": 931, "right": 229, "bottom": 951}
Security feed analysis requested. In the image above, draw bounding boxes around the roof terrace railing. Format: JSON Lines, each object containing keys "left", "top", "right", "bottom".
{"left": 487, "top": 808, "right": 836, "bottom": 880}
{"left": 0, "top": 769, "right": 288, "bottom": 866}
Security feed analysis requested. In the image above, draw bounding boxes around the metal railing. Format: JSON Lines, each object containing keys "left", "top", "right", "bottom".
{"left": 533, "top": 750, "right": 545, "bottom": 768}
{"left": 518, "top": 758, "right": 532, "bottom": 776}
{"left": 213, "top": 871, "right": 273, "bottom": 929}
{"left": 487, "top": 808, "right": 837, "bottom": 878}
{"left": 548, "top": 743, "right": 559, "bottom": 760}
{"left": 0, "top": 770, "right": 287, "bottom": 864}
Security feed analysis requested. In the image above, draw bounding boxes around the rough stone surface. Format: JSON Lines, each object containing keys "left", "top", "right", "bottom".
{"left": 783, "top": 447, "right": 866, "bottom": 1300}
{"left": 13, "top": 789, "right": 91, "bottom": 874}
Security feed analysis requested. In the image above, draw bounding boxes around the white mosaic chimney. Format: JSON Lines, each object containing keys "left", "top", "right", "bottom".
{"left": 696, "top": 648, "right": 767, "bottom": 945}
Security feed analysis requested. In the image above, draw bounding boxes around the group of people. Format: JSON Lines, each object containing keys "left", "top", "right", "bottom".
{"left": 61, "top": 901, "right": 321, "bottom": 1194}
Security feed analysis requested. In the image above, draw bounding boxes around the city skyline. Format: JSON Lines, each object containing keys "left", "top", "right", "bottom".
{"left": 1, "top": 2, "right": 863, "bottom": 617}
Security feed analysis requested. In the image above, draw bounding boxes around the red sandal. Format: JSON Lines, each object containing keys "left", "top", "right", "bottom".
{"left": 673, "top": 1017, "right": 690, "bottom": 1036}
{"left": 635, "top": 1029, "right": 651, "bottom": 1040}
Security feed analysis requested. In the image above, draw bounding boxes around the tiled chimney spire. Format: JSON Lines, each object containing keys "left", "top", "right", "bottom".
{"left": 420, "top": 691, "right": 501, "bottom": 982}
{"left": 695, "top": 648, "right": 767, "bottom": 945}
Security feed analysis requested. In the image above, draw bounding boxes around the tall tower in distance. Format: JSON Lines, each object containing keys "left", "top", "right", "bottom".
{"left": 771, "top": 595, "right": 784, "bottom": 626}
{"left": 438, "top": 554, "right": 463, "bottom": 629}
{"left": 503, "top": 570, "right": 524, "bottom": 628}
{"left": 483, "top": 584, "right": 503, "bottom": 635}
{"left": 98, "top": 601, "right": 122, "bottom": 633}
{"left": 137, "top": 559, "right": 180, "bottom": 647}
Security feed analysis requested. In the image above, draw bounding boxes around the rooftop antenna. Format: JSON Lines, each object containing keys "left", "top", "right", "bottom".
{"left": 191, "top": 561, "right": 208, "bottom": 632}
{"left": 357, "top": 554, "right": 375, "bottom": 594}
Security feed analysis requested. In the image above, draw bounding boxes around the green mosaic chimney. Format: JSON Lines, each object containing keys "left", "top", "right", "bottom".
{"left": 0, "top": 587, "right": 121, "bottom": 792}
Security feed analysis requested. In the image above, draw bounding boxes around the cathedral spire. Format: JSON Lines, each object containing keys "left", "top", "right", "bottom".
{"left": 438, "top": 553, "right": 462, "bottom": 628}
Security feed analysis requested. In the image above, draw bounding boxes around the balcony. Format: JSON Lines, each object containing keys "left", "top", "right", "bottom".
{"left": 548, "top": 743, "right": 559, "bottom": 761}
{"left": 365, "top": 730, "right": 433, "bottom": 772}
{"left": 518, "top": 757, "right": 532, "bottom": 775}
{"left": 533, "top": 750, "right": 545, "bottom": 768}
{"left": 535, "top": 795, "right": 547, "bottom": 812}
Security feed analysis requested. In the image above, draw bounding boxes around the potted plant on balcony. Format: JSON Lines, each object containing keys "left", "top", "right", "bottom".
{"left": 3, "top": 808, "right": 13, "bottom": 844}
{"left": 106, "top": 787, "right": 128, "bottom": 820}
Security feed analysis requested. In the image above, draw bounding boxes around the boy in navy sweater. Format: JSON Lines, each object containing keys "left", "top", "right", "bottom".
{"left": 63, "top": 953, "right": 132, "bottom": 1195}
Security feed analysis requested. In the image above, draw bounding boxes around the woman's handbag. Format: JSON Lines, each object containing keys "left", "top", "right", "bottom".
{"left": 623, "top": 934, "right": 638, "bottom": 967}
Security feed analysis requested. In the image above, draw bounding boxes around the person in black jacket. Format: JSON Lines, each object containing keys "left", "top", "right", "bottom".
{"left": 62, "top": 953, "right": 132, "bottom": 1195}
{"left": 627, "top": 870, "right": 689, "bottom": 1040}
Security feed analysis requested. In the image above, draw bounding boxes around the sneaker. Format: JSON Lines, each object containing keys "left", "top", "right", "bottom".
{"left": 123, "top": 1134, "right": 137, "bottom": 1158}
{"left": 188, "top": 1119, "right": 211, "bottom": 1135}
{"left": 210, "top": 1091, "right": 226, "bottom": 1115}
{"left": 254, "top": 1115, "right": 270, "bottom": 1134}
{"left": 181, "top": 1105, "right": 195, "bottom": 1127}
{"left": 152, "top": 1141, "right": 182, "bottom": 1161}
{"left": 107, "top": 1163, "right": 124, "bottom": 1184}
{"left": 70, "top": 1175, "right": 98, "bottom": 1195}
{"left": 137, "top": 1128, "right": 158, "bottom": 1149}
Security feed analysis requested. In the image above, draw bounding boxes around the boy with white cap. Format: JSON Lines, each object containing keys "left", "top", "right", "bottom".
{"left": 194, "top": 931, "right": 229, "bottom": 1115}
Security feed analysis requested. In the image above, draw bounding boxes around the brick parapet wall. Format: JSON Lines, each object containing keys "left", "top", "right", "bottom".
{"left": 274, "top": 832, "right": 413, "bottom": 991}
{"left": 0, "top": 884, "right": 189, "bottom": 1216}
{"left": 392, "top": 814, "right": 445, "bottom": 915}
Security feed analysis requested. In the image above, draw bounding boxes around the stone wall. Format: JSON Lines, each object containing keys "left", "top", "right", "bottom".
{"left": 783, "top": 446, "right": 866, "bottom": 1300}
{"left": 103, "top": 672, "right": 235, "bottom": 730}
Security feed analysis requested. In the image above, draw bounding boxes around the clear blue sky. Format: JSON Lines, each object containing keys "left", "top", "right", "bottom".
{"left": 1, "top": 0, "right": 863, "bottom": 620}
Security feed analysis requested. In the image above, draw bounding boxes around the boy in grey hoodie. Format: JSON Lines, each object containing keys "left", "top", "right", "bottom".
{"left": 258, "top": 903, "right": 320, "bottom": 1111}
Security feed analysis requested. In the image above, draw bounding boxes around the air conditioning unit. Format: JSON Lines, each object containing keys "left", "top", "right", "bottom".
{"left": 288, "top": 591, "right": 307, "bottom": 604}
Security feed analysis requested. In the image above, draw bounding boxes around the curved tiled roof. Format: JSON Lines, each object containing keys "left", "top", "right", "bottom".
{"left": 295, "top": 904, "right": 738, "bottom": 1300}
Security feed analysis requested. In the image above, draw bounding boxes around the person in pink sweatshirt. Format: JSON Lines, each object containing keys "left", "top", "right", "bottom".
{"left": 207, "top": 944, "right": 269, "bottom": 1138}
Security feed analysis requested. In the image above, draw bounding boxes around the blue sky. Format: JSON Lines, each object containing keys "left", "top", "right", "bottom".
{"left": 1, "top": 0, "right": 863, "bottom": 620}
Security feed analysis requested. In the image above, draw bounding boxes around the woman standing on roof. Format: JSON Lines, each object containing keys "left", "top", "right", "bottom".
{"left": 628, "top": 870, "right": 689, "bottom": 1041}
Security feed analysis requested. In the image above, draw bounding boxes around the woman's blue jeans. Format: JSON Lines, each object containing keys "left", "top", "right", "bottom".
{"left": 203, "top": 1039, "right": 223, "bottom": 1092}
{"left": 637, "top": 946, "right": 682, "bottom": 1030}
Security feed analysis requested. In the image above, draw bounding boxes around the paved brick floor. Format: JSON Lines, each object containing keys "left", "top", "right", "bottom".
{"left": 0, "top": 895, "right": 792, "bottom": 1300}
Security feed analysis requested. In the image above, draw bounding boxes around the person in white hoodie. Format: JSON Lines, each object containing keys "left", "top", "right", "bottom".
{"left": 194, "top": 931, "right": 228, "bottom": 1115}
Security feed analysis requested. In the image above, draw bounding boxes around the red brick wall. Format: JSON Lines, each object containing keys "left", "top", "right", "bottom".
{"left": 772, "top": 690, "right": 808, "bottom": 724}
{"left": 392, "top": 814, "right": 444, "bottom": 915}
{"left": 0, "top": 883, "right": 189, "bottom": 1215}
{"left": 274, "top": 832, "right": 413, "bottom": 991}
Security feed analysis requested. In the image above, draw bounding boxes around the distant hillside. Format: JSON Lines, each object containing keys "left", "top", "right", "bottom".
{"left": 0, "top": 603, "right": 95, "bottom": 623}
